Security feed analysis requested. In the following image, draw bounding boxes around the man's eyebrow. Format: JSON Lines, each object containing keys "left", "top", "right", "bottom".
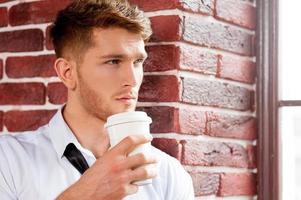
{"left": 99, "top": 53, "right": 148, "bottom": 59}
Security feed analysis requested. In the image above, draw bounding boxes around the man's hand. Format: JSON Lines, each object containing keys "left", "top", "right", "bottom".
{"left": 56, "top": 135, "right": 157, "bottom": 200}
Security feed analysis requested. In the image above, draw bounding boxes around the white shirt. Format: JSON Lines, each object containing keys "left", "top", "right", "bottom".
{"left": 0, "top": 108, "right": 195, "bottom": 200}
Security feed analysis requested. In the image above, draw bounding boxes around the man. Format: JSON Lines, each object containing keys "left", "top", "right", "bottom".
{"left": 0, "top": 0, "right": 195, "bottom": 199}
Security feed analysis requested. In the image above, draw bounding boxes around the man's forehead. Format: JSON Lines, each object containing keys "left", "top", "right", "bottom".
{"left": 97, "top": 52, "right": 148, "bottom": 60}
{"left": 90, "top": 28, "right": 147, "bottom": 58}
{"left": 91, "top": 27, "right": 145, "bottom": 45}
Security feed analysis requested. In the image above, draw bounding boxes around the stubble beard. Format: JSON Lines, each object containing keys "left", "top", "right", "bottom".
{"left": 77, "top": 74, "right": 137, "bottom": 122}
{"left": 77, "top": 74, "right": 112, "bottom": 121}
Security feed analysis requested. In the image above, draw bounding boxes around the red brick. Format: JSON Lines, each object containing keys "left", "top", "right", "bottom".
{"left": 205, "top": 112, "right": 257, "bottom": 140}
{"left": 179, "top": 109, "right": 256, "bottom": 140}
{"left": 217, "top": 55, "right": 256, "bottom": 83}
{"left": 0, "top": 0, "right": 14, "bottom": 3}
{"left": 181, "top": 140, "right": 252, "bottom": 168}
{"left": 144, "top": 45, "right": 180, "bottom": 72}
{"left": 0, "top": 83, "right": 45, "bottom": 105}
{"left": 247, "top": 145, "right": 257, "bottom": 168}
{"left": 151, "top": 138, "right": 182, "bottom": 160}
{"left": 4, "top": 110, "right": 56, "bottom": 132}
{"left": 150, "top": 15, "right": 182, "bottom": 42}
{"left": 129, "top": 0, "right": 214, "bottom": 15}
{"left": 129, "top": 0, "right": 178, "bottom": 11}
{"left": 218, "top": 173, "right": 257, "bottom": 196}
{"left": 179, "top": 109, "right": 207, "bottom": 135}
{"left": 139, "top": 75, "right": 180, "bottom": 102}
{"left": 0, "top": 59, "right": 3, "bottom": 79}
{"left": 179, "top": 0, "right": 214, "bottom": 15}
{"left": 136, "top": 106, "right": 179, "bottom": 133}
{"left": 181, "top": 77, "right": 254, "bottom": 111}
{"left": 46, "top": 25, "right": 54, "bottom": 50}
{"left": 0, "top": 7, "right": 8, "bottom": 27}
{"left": 215, "top": 0, "right": 256, "bottom": 29}
{"left": 183, "top": 16, "right": 254, "bottom": 56}
{"left": 0, "top": 29, "right": 43, "bottom": 52}
{"left": 47, "top": 82, "right": 67, "bottom": 104}
{"left": 0, "top": 111, "right": 3, "bottom": 132}
{"left": 8, "top": 0, "right": 71, "bottom": 26}
{"left": 179, "top": 44, "right": 217, "bottom": 75}
{"left": 144, "top": 44, "right": 217, "bottom": 75}
{"left": 189, "top": 172, "right": 220, "bottom": 196}
{"left": 137, "top": 107, "right": 256, "bottom": 140}
{"left": 6, "top": 55, "right": 57, "bottom": 78}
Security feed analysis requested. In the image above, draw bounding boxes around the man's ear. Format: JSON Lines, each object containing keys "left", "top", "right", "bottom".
{"left": 53, "top": 58, "right": 77, "bottom": 90}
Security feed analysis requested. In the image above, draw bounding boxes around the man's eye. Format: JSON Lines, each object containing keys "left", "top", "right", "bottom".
{"left": 134, "top": 59, "right": 145, "bottom": 65}
{"left": 106, "top": 59, "right": 121, "bottom": 65}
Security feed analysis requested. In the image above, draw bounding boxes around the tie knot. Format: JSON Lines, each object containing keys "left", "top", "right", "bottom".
{"left": 63, "top": 143, "right": 89, "bottom": 174}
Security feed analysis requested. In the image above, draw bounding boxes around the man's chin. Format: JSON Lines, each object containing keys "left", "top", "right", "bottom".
{"left": 109, "top": 105, "right": 136, "bottom": 116}
{"left": 116, "top": 107, "right": 136, "bottom": 113}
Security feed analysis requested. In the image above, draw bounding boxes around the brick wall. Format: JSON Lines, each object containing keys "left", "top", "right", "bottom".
{"left": 0, "top": 0, "right": 257, "bottom": 199}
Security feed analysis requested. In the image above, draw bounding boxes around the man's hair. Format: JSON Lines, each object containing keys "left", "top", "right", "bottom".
{"left": 50, "top": 0, "right": 152, "bottom": 59}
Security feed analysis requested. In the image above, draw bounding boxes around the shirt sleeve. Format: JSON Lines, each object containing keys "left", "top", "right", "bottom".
{"left": 0, "top": 136, "right": 17, "bottom": 200}
{"left": 159, "top": 151, "right": 195, "bottom": 200}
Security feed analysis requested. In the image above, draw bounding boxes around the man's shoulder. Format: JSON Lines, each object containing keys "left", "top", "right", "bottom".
{"left": 0, "top": 125, "right": 52, "bottom": 176}
{"left": 151, "top": 146, "right": 177, "bottom": 161}
{"left": 0, "top": 125, "right": 50, "bottom": 149}
{"left": 150, "top": 145, "right": 195, "bottom": 199}
{"left": 150, "top": 145, "right": 184, "bottom": 171}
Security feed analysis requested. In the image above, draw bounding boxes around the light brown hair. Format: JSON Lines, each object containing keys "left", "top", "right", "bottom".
{"left": 50, "top": 0, "right": 152, "bottom": 59}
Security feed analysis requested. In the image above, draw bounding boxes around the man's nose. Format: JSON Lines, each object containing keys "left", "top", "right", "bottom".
{"left": 122, "top": 63, "right": 139, "bottom": 87}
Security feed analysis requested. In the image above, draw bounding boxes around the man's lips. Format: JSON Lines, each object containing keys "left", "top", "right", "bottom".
{"left": 116, "top": 95, "right": 136, "bottom": 100}
{"left": 115, "top": 95, "right": 136, "bottom": 104}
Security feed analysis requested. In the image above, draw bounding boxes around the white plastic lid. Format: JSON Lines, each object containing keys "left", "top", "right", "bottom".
{"left": 104, "top": 111, "right": 152, "bottom": 128}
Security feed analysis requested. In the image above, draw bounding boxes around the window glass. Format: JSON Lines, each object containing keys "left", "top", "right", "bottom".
{"left": 278, "top": 1, "right": 301, "bottom": 200}
{"left": 279, "top": 107, "right": 301, "bottom": 200}
{"left": 279, "top": 1, "right": 301, "bottom": 100}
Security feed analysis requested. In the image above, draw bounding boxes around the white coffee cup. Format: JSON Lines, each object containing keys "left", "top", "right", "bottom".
{"left": 104, "top": 111, "right": 154, "bottom": 186}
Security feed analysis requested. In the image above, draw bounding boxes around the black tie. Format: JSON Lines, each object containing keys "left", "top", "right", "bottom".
{"left": 63, "top": 143, "right": 89, "bottom": 174}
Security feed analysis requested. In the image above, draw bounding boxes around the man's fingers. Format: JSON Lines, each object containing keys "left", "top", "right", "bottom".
{"left": 122, "top": 184, "right": 138, "bottom": 196}
{"left": 123, "top": 153, "right": 157, "bottom": 169}
{"left": 129, "top": 164, "right": 157, "bottom": 183}
{"left": 110, "top": 135, "right": 152, "bottom": 155}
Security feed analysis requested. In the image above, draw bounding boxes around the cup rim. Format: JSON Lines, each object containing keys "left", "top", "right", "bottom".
{"left": 104, "top": 111, "right": 152, "bottom": 128}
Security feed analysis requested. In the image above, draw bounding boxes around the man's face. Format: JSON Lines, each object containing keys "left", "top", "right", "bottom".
{"left": 74, "top": 28, "right": 147, "bottom": 121}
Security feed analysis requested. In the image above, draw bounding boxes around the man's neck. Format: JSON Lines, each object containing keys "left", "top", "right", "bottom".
{"left": 62, "top": 103, "right": 110, "bottom": 158}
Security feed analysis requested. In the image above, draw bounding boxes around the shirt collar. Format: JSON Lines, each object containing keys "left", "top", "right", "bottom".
{"left": 48, "top": 106, "right": 89, "bottom": 158}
